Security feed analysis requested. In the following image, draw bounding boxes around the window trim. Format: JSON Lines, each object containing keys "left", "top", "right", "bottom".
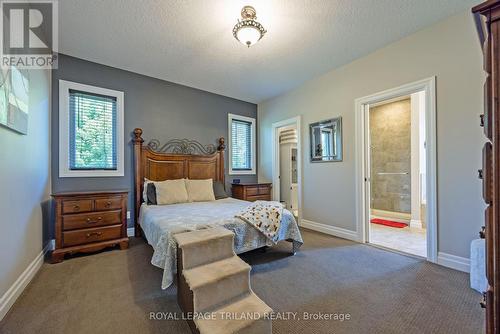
{"left": 228, "top": 113, "right": 256, "bottom": 175}
{"left": 59, "top": 80, "right": 124, "bottom": 177}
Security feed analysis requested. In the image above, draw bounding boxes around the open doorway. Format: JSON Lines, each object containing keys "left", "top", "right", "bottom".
{"left": 368, "top": 93, "right": 426, "bottom": 257}
{"left": 355, "top": 77, "right": 437, "bottom": 262}
{"left": 272, "top": 117, "right": 302, "bottom": 222}
{"left": 279, "top": 126, "right": 299, "bottom": 218}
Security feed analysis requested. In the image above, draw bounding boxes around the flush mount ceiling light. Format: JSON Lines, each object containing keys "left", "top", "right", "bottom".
{"left": 232, "top": 6, "right": 267, "bottom": 47}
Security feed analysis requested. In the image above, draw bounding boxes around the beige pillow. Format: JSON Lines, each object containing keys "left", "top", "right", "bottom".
{"left": 185, "top": 179, "right": 216, "bottom": 202}
{"left": 155, "top": 179, "right": 189, "bottom": 205}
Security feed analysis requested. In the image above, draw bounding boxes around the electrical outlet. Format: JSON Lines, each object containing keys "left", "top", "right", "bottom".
{"left": 127, "top": 211, "right": 131, "bottom": 219}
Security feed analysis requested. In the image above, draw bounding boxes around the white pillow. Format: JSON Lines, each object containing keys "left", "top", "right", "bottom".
{"left": 185, "top": 179, "right": 216, "bottom": 202}
{"left": 155, "top": 179, "right": 189, "bottom": 205}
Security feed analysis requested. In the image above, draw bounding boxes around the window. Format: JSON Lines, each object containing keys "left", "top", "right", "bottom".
{"left": 59, "top": 80, "right": 124, "bottom": 177}
{"left": 228, "top": 113, "right": 256, "bottom": 175}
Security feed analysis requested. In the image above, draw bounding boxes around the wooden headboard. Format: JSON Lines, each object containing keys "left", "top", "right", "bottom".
{"left": 132, "top": 128, "right": 225, "bottom": 236}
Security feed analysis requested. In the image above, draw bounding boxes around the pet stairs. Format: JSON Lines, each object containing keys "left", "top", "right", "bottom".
{"left": 175, "top": 227, "right": 273, "bottom": 334}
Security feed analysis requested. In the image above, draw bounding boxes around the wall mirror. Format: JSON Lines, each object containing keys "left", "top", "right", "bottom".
{"left": 309, "top": 117, "right": 342, "bottom": 162}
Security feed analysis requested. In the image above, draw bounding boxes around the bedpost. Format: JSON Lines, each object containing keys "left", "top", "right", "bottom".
{"left": 218, "top": 137, "right": 226, "bottom": 185}
{"left": 133, "top": 128, "right": 144, "bottom": 238}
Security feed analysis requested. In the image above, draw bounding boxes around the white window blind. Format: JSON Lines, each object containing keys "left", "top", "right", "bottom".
{"left": 231, "top": 118, "right": 253, "bottom": 171}
{"left": 69, "top": 89, "right": 117, "bottom": 170}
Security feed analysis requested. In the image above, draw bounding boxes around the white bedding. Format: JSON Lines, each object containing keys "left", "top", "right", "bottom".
{"left": 139, "top": 197, "right": 303, "bottom": 289}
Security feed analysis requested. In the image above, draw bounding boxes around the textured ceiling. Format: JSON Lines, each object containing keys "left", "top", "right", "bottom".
{"left": 59, "top": 0, "right": 477, "bottom": 103}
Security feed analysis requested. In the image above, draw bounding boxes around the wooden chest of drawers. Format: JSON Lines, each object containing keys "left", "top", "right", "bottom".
{"left": 231, "top": 183, "right": 272, "bottom": 202}
{"left": 473, "top": 2, "right": 500, "bottom": 331}
{"left": 51, "top": 190, "right": 129, "bottom": 263}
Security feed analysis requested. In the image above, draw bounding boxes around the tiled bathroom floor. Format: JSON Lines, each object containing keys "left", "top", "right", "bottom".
{"left": 369, "top": 223, "right": 427, "bottom": 257}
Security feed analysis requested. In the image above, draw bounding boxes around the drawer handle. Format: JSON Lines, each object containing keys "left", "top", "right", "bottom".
{"left": 73, "top": 205, "right": 80, "bottom": 211}
{"left": 86, "top": 232, "right": 103, "bottom": 238}
{"left": 105, "top": 201, "right": 112, "bottom": 208}
{"left": 86, "top": 217, "right": 103, "bottom": 224}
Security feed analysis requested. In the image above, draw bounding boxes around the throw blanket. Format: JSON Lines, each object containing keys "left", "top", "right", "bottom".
{"left": 236, "top": 201, "right": 284, "bottom": 243}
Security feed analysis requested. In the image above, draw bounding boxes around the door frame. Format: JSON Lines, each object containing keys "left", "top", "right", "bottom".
{"left": 271, "top": 116, "right": 303, "bottom": 224}
{"left": 354, "top": 77, "right": 437, "bottom": 262}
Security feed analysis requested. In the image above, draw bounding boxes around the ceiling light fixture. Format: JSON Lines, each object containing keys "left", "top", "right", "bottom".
{"left": 232, "top": 6, "right": 266, "bottom": 47}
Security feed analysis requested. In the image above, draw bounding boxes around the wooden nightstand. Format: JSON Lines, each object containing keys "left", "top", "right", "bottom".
{"left": 231, "top": 183, "right": 272, "bottom": 202}
{"left": 51, "top": 190, "right": 129, "bottom": 263}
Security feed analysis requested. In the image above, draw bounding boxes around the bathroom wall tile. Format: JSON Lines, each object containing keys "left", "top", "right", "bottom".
{"left": 369, "top": 98, "right": 411, "bottom": 214}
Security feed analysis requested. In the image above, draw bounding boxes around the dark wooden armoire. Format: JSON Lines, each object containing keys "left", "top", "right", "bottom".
{"left": 473, "top": 1, "right": 500, "bottom": 333}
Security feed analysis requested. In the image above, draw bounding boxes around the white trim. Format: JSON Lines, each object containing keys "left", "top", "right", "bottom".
{"left": 0, "top": 242, "right": 51, "bottom": 321}
{"left": 127, "top": 227, "right": 135, "bottom": 237}
{"left": 410, "top": 219, "right": 423, "bottom": 229}
{"left": 59, "top": 80, "right": 125, "bottom": 178}
{"left": 371, "top": 209, "right": 410, "bottom": 222}
{"left": 371, "top": 215, "right": 410, "bottom": 224}
{"left": 228, "top": 113, "right": 256, "bottom": 175}
{"left": 355, "top": 77, "right": 438, "bottom": 263}
{"left": 369, "top": 94, "right": 411, "bottom": 107}
{"left": 271, "top": 116, "right": 303, "bottom": 224}
{"left": 301, "top": 219, "right": 359, "bottom": 242}
{"left": 410, "top": 92, "right": 422, "bottom": 225}
{"left": 437, "top": 252, "right": 470, "bottom": 273}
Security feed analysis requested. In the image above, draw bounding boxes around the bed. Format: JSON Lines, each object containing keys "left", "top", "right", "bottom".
{"left": 132, "top": 129, "right": 303, "bottom": 289}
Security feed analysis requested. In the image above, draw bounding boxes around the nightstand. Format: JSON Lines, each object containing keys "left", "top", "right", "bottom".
{"left": 231, "top": 183, "right": 272, "bottom": 202}
{"left": 51, "top": 190, "right": 129, "bottom": 263}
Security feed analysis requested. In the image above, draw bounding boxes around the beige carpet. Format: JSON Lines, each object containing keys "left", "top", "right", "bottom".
{"left": 0, "top": 229, "right": 484, "bottom": 334}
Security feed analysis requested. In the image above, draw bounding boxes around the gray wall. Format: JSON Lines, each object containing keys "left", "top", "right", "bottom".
{"left": 52, "top": 54, "right": 257, "bottom": 228}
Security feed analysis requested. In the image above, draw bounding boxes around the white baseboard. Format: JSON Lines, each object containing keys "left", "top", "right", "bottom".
{"left": 0, "top": 242, "right": 51, "bottom": 321}
{"left": 437, "top": 252, "right": 470, "bottom": 273}
{"left": 409, "top": 219, "right": 423, "bottom": 229}
{"left": 301, "top": 219, "right": 359, "bottom": 242}
{"left": 371, "top": 209, "right": 410, "bottom": 223}
{"left": 371, "top": 214, "right": 410, "bottom": 224}
{"left": 127, "top": 227, "right": 135, "bottom": 237}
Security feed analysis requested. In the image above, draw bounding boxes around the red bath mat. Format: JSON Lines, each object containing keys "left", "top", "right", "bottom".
{"left": 371, "top": 218, "right": 408, "bottom": 228}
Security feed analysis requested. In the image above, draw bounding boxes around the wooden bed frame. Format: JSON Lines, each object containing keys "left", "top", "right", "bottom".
{"left": 132, "top": 128, "right": 226, "bottom": 237}
{"left": 133, "top": 128, "right": 297, "bottom": 332}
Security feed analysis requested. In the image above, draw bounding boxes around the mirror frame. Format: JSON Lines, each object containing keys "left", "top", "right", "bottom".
{"left": 309, "top": 117, "right": 343, "bottom": 162}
